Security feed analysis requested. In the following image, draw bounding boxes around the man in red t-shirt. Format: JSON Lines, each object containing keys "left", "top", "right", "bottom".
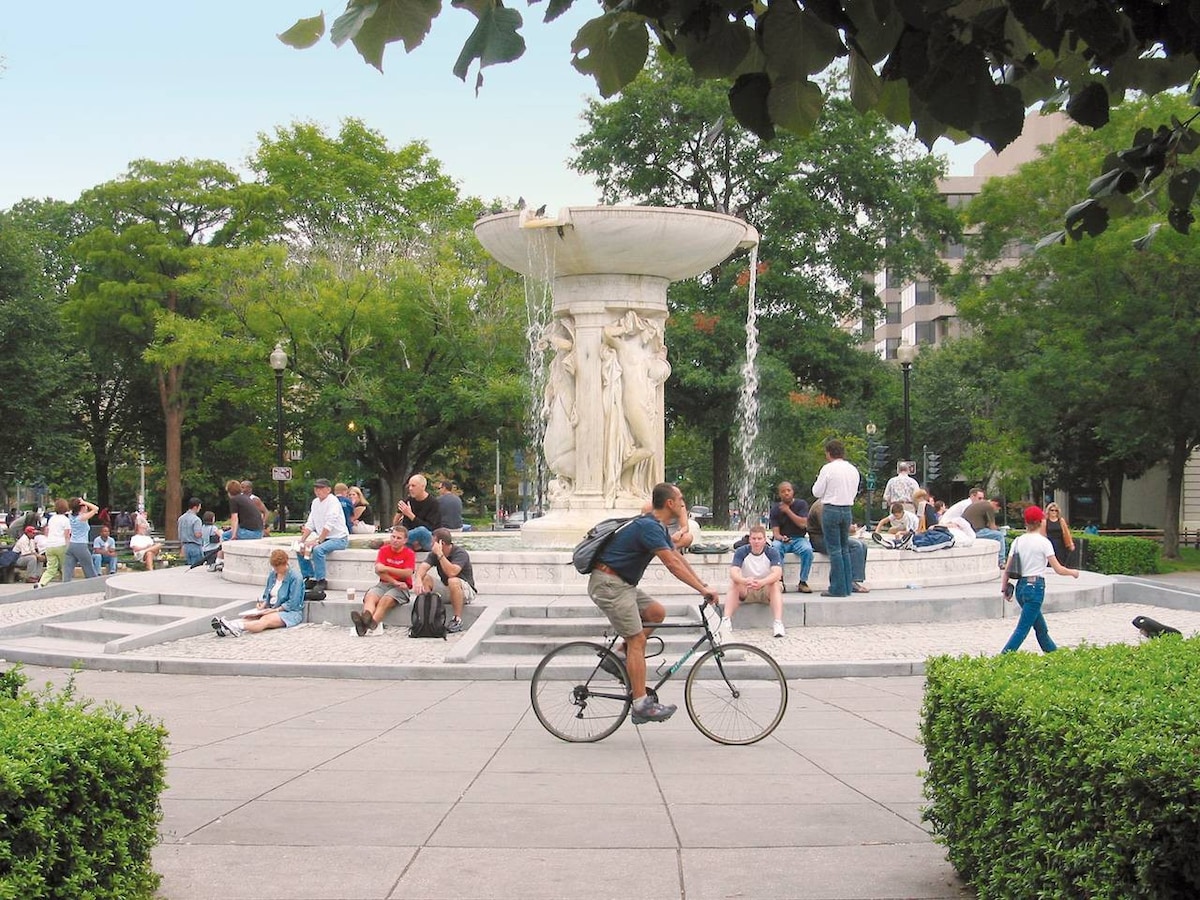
{"left": 352, "top": 525, "right": 415, "bottom": 636}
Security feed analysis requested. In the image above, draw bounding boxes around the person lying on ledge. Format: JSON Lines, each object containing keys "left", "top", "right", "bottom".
{"left": 211, "top": 548, "right": 305, "bottom": 637}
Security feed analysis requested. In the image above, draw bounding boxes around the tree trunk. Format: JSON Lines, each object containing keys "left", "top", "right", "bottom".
{"left": 712, "top": 432, "right": 731, "bottom": 528}
{"left": 1163, "top": 437, "right": 1190, "bottom": 560}
{"left": 93, "top": 448, "right": 111, "bottom": 511}
{"left": 1103, "top": 467, "right": 1124, "bottom": 529}
{"left": 158, "top": 363, "right": 185, "bottom": 542}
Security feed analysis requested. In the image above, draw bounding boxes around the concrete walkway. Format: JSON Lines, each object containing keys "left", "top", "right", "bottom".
{"left": 7, "top": 571, "right": 1199, "bottom": 898}
{"left": 21, "top": 665, "right": 971, "bottom": 900}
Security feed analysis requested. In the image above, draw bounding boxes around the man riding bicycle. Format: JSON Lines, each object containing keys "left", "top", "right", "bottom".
{"left": 587, "top": 482, "right": 721, "bottom": 724}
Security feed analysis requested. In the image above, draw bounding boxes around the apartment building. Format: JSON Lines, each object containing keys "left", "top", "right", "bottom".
{"left": 858, "top": 111, "right": 1070, "bottom": 359}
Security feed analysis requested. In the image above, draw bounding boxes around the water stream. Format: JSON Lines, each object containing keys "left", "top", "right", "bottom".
{"left": 522, "top": 231, "right": 556, "bottom": 509}
{"left": 734, "top": 245, "right": 764, "bottom": 524}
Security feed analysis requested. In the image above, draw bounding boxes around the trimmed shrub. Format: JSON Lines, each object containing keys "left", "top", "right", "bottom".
{"left": 1081, "top": 534, "right": 1160, "bottom": 575}
{"left": 0, "top": 670, "right": 168, "bottom": 899}
{"left": 922, "top": 641, "right": 1200, "bottom": 899}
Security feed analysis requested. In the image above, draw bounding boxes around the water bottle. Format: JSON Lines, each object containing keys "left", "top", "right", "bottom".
{"left": 347, "top": 587, "right": 356, "bottom": 605}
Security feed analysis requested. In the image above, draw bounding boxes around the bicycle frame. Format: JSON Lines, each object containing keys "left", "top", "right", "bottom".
{"left": 589, "top": 602, "right": 730, "bottom": 700}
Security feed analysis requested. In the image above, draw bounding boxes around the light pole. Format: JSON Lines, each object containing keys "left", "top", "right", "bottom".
{"left": 270, "top": 342, "right": 288, "bottom": 533}
{"left": 896, "top": 342, "right": 917, "bottom": 464}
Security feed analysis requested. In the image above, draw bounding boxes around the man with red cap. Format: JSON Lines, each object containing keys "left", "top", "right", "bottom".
{"left": 13, "top": 526, "right": 43, "bottom": 582}
{"left": 999, "top": 505, "right": 1080, "bottom": 654}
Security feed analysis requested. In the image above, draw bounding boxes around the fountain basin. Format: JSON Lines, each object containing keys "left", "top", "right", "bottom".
{"left": 474, "top": 206, "right": 759, "bottom": 281}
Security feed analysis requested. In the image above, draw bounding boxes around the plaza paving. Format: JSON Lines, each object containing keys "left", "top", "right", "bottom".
{"left": 6, "top": 572, "right": 1199, "bottom": 899}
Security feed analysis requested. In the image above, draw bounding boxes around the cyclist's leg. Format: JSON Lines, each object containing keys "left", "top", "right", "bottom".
{"left": 588, "top": 571, "right": 648, "bottom": 694}
{"left": 723, "top": 582, "right": 743, "bottom": 622}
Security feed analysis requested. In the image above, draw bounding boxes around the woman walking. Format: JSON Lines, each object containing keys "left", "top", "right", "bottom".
{"left": 36, "top": 499, "right": 71, "bottom": 588}
{"left": 1044, "top": 502, "right": 1076, "bottom": 567}
{"left": 1000, "top": 505, "right": 1080, "bottom": 654}
{"left": 65, "top": 497, "right": 100, "bottom": 581}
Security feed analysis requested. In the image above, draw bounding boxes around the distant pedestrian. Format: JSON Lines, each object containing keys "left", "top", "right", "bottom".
{"left": 65, "top": 497, "right": 100, "bottom": 581}
{"left": 1000, "top": 506, "right": 1079, "bottom": 654}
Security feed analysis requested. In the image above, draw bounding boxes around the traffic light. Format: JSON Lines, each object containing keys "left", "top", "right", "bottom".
{"left": 870, "top": 443, "right": 889, "bottom": 472}
{"left": 926, "top": 453, "right": 942, "bottom": 481}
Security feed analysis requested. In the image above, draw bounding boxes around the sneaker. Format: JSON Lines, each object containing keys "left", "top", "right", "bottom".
{"left": 719, "top": 617, "right": 734, "bottom": 641}
{"left": 773, "top": 619, "right": 786, "bottom": 638}
{"left": 364, "top": 622, "right": 384, "bottom": 636}
{"left": 351, "top": 609, "right": 369, "bottom": 637}
{"left": 447, "top": 616, "right": 464, "bottom": 634}
{"left": 631, "top": 699, "right": 677, "bottom": 724}
{"left": 797, "top": 580, "right": 812, "bottom": 593}
{"left": 210, "top": 616, "right": 227, "bottom": 637}
{"left": 598, "top": 648, "right": 626, "bottom": 678}
{"left": 219, "top": 616, "right": 243, "bottom": 637}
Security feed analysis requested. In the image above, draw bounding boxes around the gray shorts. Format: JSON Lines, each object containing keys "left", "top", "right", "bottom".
{"left": 368, "top": 583, "right": 410, "bottom": 604}
{"left": 427, "top": 570, "right": 477, "bottom": 605}
{"left": 588, "top": 569, "right": 655, "bottom": 638}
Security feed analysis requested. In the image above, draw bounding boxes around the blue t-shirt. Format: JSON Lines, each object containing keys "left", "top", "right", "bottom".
{"left": 69, "top": 514, "right": 90, "bottom": 543}
{"left": 731, "top": 543, "right": 783, "bottom": 570}
{"left": 597, "top": 514, "right": 672, "bottom": 585}
{"left": 338, "top": 495, "right": 354, "bottom": 531}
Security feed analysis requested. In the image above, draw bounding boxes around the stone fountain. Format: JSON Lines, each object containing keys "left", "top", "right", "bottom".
{"left": 474, "top": 205, "right": 760, "bottom": 547}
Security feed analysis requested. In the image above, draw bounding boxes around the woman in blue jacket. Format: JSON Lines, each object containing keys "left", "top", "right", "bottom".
{"left": 211, "top": 548, "right": 305, "bottom": 636}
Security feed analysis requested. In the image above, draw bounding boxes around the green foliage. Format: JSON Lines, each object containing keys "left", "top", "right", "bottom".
{"left": 922, "top": 643, "right": 1200, "bottom": 898}
{"left": 1081, "top": 534, "right": 1161, "bottom": 576}
{"left": 0, "top": 665, "right": 26, "bottom": 700}
{"left": 284, "top": 1, "right": 1200, "bottom": 155}
{"left": 572, "top": 52, "right": 955, "bottom": 521}
{"left": 0, "top": 670, "right": 168, "bottom": 899}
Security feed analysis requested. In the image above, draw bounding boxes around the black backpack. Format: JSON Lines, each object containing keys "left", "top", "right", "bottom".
{"left": 572, "top": 517, "right": 635, "bottom": 574}
{"left": 409, "top": 590, "right": 447, "bottom": 639}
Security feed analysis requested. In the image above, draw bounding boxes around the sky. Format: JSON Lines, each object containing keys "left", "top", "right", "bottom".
{"left": 0, "top": 1, "right": 985, "bottom": 212}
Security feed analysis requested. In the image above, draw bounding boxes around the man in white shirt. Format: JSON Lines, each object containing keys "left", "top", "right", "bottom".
{"left": 811, "top": 439, "right": 860, "bottom": 597}
{"left": 943, "top": 487, "right": 985, "bottom": 522}
{"left": 297, "top": 479, "right": 350, "bottom": 591}
{"left": 882, "top": 462, "right": 920, "bottom": 511}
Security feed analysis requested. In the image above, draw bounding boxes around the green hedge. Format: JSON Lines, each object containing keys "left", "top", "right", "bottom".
{"left": 1081, "top": 534, "right": 1160, "bottom": 575}
{"left": 0, "top": 668, "right": 168, "bottom": 899}
{"left": 922, "top": 642, "right": 1200, "bottom": 899}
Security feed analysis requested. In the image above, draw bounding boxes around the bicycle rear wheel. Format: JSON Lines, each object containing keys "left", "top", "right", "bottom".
{"left": 530, "top": 641, "right": 632, "bottom": 742}
{"left": 684, "top": 643, "right": 788, "bottom": 745}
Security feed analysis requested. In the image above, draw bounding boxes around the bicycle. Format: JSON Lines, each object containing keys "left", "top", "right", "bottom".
{"left": 530, "top": 600, "right": 788, "bottom": 745}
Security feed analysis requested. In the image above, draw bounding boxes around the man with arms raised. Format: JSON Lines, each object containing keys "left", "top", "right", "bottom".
{"left": 589, "top": 483, "right": 721, "bottom": 724}
{"left": 395, "top": 473, "right": 441, "bottom": 552}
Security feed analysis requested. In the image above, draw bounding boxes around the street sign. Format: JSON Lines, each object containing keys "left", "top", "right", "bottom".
{"left": 866, "top": 474, "right": 876, "bottom": 491}
{"left": 272, "top": 467, "right": 293, "bottom": 482}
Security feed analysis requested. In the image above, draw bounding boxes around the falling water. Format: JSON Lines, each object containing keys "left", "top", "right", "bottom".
{"left": 522, "top": 229, "right": 556, "bottom": 509}
{"left": 734, "top": 246, "right": 764, "bottom": 525}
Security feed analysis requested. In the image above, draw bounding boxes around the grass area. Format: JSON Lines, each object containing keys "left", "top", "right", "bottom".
{"left": 1157, "top": 546, "right": 1200, "bottom": 573}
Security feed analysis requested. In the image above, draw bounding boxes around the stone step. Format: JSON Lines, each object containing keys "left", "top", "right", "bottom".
{"left": 476, "top": 630, "right": 711, "bottom": 657}
{"left": 507, "top": 601, "right": 702, "bottom": 620}
{"left": 101, "top": 604, "right": 204, "bottom": 625}
{"left": 41, "top": 618, "right": 154, "bottom": 644}
{"left": 493, "top": 615, "right": 703, "bottom": 637}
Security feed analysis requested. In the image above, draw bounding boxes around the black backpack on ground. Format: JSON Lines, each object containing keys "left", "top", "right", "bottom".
{"left": 409, "top": 590, "right": 447, "bottom": 639}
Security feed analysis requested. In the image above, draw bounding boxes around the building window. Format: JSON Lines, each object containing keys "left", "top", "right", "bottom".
{"left": 884, "top": 338, "right": 900, "bottom": 360}
{"left": 943, "top": 240, "right": 966, "bottom": 259}
{"left": 914, "top": 281, "right": 935, "bottom": 305}
{"left": 943, "top": 193, "right": 976, "bottom": 210}
{"left": 885, "top": 268, "right": 903, "bottom": 289}
{"left": 886, "top": 302, "right": 901, "bottom": 324}
{"left": 915, "top": 321, "right": 937, "bottom": 345}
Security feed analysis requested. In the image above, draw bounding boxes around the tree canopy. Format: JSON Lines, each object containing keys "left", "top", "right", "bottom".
{"left": 282, "top": 0, "right": 1200, "bottom": 153}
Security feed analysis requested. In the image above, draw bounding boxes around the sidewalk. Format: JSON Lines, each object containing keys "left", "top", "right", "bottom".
{"left": 20, "top": 665, "right": 971, "bottom": 900}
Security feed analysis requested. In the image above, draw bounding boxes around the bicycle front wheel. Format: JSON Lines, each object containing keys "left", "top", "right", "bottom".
{"left": 685, "top": 643, "right": 788, "bottom": 745}
{"left": 530, "top": 641, "right": 632, "bottom": 743}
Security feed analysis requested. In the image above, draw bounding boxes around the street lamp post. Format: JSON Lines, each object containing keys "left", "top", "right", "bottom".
{"left": 269, "top": 342, "right": 288, "bottom": 533}
{"left": 896, "top": 342, "right": 917, "bottom": 464}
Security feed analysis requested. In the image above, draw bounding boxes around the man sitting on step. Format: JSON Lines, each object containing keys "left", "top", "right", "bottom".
{"left": 720, "top": 523, "right": 786, "bottom": 639}
{"left": 351, "top": 525, "right": 415, "bottom": 636}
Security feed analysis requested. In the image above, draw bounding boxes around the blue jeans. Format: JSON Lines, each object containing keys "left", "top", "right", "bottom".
{"left": 222, "top": 528, "right": 264, "bottom": 541}
{"left": 976, "top": 528, "right": 1006, "bottom": 564}
{"left": 407, "top": 526, "right": 433, "bottom": 552}
{"left": 298, "top": 535, "right": 348, "bottom": 581}
{"left": 92, "top": 553, "right": 119, "bottom": 576}
{"left": 772, "top": 536, "right": 813, "bottom": 582}
{"left": 1001, "top": 577, "right": 1056, "bottom": 653}
{"left": 183, "top": 544, "right": 204, "bottom": 566}
{"left": 822, "top": 504, "right": 854, "bottom": 596}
